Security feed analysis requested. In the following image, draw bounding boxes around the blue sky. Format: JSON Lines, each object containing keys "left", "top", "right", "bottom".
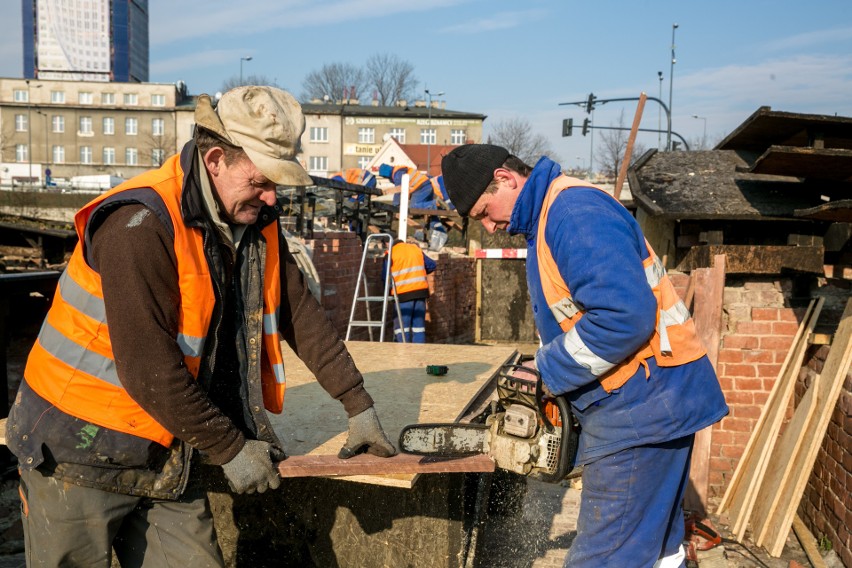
{"left": 2, "top": 0, "right": 851, "bottom": 171}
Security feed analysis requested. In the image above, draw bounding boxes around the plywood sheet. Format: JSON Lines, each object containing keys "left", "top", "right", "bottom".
{"left": 268, "top": 341, "right": 517, "bottom": 487}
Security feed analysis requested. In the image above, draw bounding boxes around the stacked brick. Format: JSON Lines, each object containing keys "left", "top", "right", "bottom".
{"left": 799, "top": 322, "right": 852, "bottom": 566}
{"left": 424, "top": 254, "right": 476, "bottom": 344}
{"left": 300, "top": 232, "right": 477, "bottom": 344}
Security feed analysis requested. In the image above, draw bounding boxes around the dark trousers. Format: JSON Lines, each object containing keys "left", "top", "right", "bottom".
{"left": 393, "top": 299, "right": 426, "bottom": 343}
{"left": 565, "top": 435, "right": 694, "bottom": 568}
{"left": 19, "top": 467, "right": 224, "bottom": 567}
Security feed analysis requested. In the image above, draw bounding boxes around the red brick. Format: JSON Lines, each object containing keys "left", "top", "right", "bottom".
{"left": 752, "top": 307, "right": 780, "bottom": 321}
{"left": 718, "top": 349, "right": 744, "bottom": 364}
{"left": 743, "top": 350, "right": 774, "bottom": 364}
{"left": 734, "top": 377, "right": 763, "bottom": 390}
{"left": 757, "top": 364, "right": 783, "bottom": 379}
{"left": 723, "top": 364, "right": 757, "bottom": 377}
{"left": 760, "top": 336, "right": 794, "bottom": 350}
{"left": 778, "top": 308, "right": 799, "bottom": 322}
{"left": 720, "top": 416, "right": 752, "bottom": 432}
{"left": 772, "top": 321, "right": 800, "bottom": 336}
{"left": 753, "top": 391, "right": 770, "bottom": 406}
{"left": 736, "top": 321, "right": 774, "bottom": 335}
{"left": 725, "top": 390, "right": 754, "bottom": 405}
{"left": 720, "top": 444, "right": 744, "bottom": 459}
{"left": 724, "top": 335, "right": 759, "bottom": 349}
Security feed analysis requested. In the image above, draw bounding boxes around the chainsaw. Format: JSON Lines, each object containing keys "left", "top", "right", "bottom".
{"left": 399, "top": 360, "right": 581, "bottom": 482}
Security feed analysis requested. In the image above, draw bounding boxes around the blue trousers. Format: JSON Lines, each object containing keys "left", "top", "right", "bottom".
{"left": 565, "top": 434, "right": 693, "bottom": 568}
{"left": 393, "top": 299, "right": 426, "bottom": 343}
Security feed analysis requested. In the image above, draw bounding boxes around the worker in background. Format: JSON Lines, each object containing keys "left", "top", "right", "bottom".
{"left": 5, "top": 86, "right": 396, "bottom": 567}
{"left": 329, "top": 167, "right": 376, "bottom": 203}
{"left": 386, "top": 239, "right": 436, "bottom": 343}
{"left": 441, "top": 144, "right": 728, "bottom": 568}
{"left": 378, "top": 163, "right": 435, "bottom": 209}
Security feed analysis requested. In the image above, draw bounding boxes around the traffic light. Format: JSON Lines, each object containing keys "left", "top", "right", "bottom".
{"left": 562, "top": 118, "right": 573, "bottom": 137}
{"left": 582, "top": 118, "right": 590, "bottom": 136}
{"left": 585, "top": 93, "right": 596, "bottom": 113}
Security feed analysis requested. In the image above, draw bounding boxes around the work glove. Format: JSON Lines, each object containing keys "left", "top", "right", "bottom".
{"left": 221, "top": 440, "right": 282, "bottom": 494}
{"left": 338, "top": 406, "right": 397, "bottom": 459}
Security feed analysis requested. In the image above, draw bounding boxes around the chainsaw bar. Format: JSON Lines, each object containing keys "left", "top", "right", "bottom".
{"left": 398, "top": 423, "right": 491, "bottom": 456}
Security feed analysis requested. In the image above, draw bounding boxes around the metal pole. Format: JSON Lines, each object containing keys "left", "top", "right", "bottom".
{"left": 667, "top": 23, "right": 678, "bottom": 151}
{"left": 26, "top": 80, "right": 32, "bottom": 184}
{"left": 424, "top": 89, "right": 444, "bottom": 175}
{"left": 239, "top": 55, "right": 252, "bottom": 85}
{"left": 588, "top": 109, "right": 594, "bottom": 180}
{"left": 692, "top": 115, "right": 707, "bottom": 147}
{"left": 657, "top": 71, "right": 663, "bottom": 149}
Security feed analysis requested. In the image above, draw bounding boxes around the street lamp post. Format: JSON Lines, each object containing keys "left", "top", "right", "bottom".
{"left": 239, "top": 56, "right": 252, "bottom": 85}
{"left": 667, "top": 23, "right": 678, "bottom": 151}
{"left": 25, "top": 80, "right": 42, "bottom": 185}
{"left": 657, "top": 71, "right": 663, "bottom": 149}
{"left": 36, "top": 110, "right": 49, "bottom": 184}
{"left": 424, "top": 88, "right": 444, "bottom": 175}
{"left": 692, "top": 114, "right": 707, "bottom": 148}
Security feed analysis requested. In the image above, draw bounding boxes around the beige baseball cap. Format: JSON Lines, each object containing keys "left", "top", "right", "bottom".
{"left": 194, "top": 86, "right": 313, "bottom": 187}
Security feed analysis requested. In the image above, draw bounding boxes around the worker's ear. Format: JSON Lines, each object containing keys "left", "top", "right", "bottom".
{"left": 493, "top": 167, "right": 518, "bottom": 189}
{"left": 203, "top": 147, "right": 225, "bottom": 176}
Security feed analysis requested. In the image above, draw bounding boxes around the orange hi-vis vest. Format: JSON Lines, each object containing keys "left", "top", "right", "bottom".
{"left": 390, "top": 243, "right": 429, "bottom": 296}
{"left": 23, "top": 154, "right": 287, "bottom": 447}
{"left": 536, "top": 175, "right": 706, "bottom": 393}
{"left": 393, "top": 166, "right": 430, "bottom": 194}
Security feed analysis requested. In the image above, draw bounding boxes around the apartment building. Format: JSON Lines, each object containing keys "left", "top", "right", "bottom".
{"left": 300, "top": 98, "right": 486, "bottom": 177}
{"left": 0, "top": 77, "right": 187, "bottom": 185}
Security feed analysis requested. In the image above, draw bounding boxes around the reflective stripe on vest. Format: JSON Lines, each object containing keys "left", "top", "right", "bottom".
{"left": 390, "top": 243, "right": 428, "bottom": 295}
{"left": 536, "top": 175, "right": 706, "bottom": 392}
{"left": 23, "top": 152, "right": 287, "bottom": 446}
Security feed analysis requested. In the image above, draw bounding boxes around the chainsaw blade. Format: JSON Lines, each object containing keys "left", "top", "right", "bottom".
{"left": 398, "top": 423, "right": 490, "bottom": 456}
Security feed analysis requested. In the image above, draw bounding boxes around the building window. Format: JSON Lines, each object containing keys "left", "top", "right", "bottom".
{"left": 79, "top": 92, "right": 94, "bottom": 104}
{"left": 357, "top": 156, "right": 371, "bottom": 169}
{"left": 103, "top": 117, "right": 115, "bottom": 135}
{"left": 451, "top": 129, "right": 466, "bottom": 145}
{"left": 308, "top": 156, "right": 327, "bottom": 172}
{"left": 102, "top": 92, "right": 116, "bottom": 105}
{"left": 125, "top": 117, "right": 138, "bottom": 135}
{"left": 103, "top": 147, "right": 116, "bottom": 165}
{"left": 79, "top": 116, "right": 93, "bottom": 135}
{"left": 124, "top": 93, "right": 138, "bottom": 105}
{"left": 151, "top": 94, "right": 166, "bottom": 107}
{"left": 152, "top": 148, "right": 165, "bottom": 166}
{"left": 389, "top": 128, "right": 406, "bottom": 143}
{"left": 126, "top": 147, "right": 138, "bottom": 165}
{"left": 13, "top": 90, "right": 27, "bottom": 102}
{"left": 51, "top": 91, "right": 65, "bottom": 103}
{"left": 152, "top": 118, "right": 165, "bottom": 136}
{"left": 52, "top": 115, "right": 64, "bottom": 133}
{"left": 15, "top": 114, "right": 28, "bottom": 132}
{"left": 420, "top": 128, "right": 436, "bottom": 145}
{"left": 15, "top": 144, "right": 28, "bottom": 162}
{"left": 52, "top": 145, "right": 65, "bottom": 164}
{"left": 80, "top": 146, "right": 93, "bottom": 164}
{"left": 310, "top": 127, "right": 328, "bottom": 142}
{"left": 357, "top": 128, "right": 375, "bottom": 144}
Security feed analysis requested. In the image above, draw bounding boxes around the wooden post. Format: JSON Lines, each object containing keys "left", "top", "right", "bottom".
{"left": 613, "top": 92, "right": 646, "bottom": 201}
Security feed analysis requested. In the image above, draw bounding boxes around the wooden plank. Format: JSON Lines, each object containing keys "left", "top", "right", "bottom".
{"left": 268, "top": 341, "right": 517, "bottom": 488}
{"left": 684, "top": 255, "right": 725, "bottom": 514}
{"left": 757, "top": 298, "right": 852, "bottom": 556}
{"left": 276, "top": 453, "right": 495, "bottom": 478}
{"left": 677, "top": 245, "right": 824, "bottom": 275}
{"left": 792, "top": 515, "right": 828, "bottom": 568}
{"left": 716, "top": 298, "right": 822, "bottom": 539}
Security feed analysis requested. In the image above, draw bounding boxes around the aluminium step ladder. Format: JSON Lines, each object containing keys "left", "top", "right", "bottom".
{"left": 345, "top": 233, "right": 405, "bottom": 342}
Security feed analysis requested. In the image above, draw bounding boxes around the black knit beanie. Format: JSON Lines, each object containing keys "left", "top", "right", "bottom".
{"left": 441, "top": 144, "right": 510, "bottom": 216}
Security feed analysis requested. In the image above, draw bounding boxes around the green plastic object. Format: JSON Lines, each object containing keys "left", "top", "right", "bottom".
{"left": 425, "top": 365, "right": 449, "bottom": 376}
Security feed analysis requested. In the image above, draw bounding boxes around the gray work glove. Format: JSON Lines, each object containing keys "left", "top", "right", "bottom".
{"left": 338, "top": 406, "right": 397, "bottom": 459}
{"left": 221, "top": 440, "right": 282, "bottom": 494}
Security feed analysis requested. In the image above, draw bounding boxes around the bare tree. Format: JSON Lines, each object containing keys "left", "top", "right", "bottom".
{"left": 141, "top": 131, "right": 177, "bottom": 168}
{"left": 596, "top": 110, "right": 646, "bottom": 179}
{"left": 301, "top": 63, "right": 368, "bottom": 103}
{"left": 364, "top": 53, "right": 418, "bottom": 106}
{"left": 221, "top": 74, "right": 282, "bottom": 92}
{"left": 486, "top": 117, "right": 560, "bottom": 166}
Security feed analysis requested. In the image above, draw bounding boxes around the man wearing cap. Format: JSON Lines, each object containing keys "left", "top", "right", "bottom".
{"left": 442, "top": 145, "right": 728, "bottom": 568}
{"left": 6, "top": 86, "right": 396, "bottom": 566}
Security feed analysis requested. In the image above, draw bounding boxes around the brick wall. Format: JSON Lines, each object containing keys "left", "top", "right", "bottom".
{"left": 798, "top": 304, "right": 852, "bottom": 567}
{"left": 301, "top": 232, "right": 475, "bottom": 344}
